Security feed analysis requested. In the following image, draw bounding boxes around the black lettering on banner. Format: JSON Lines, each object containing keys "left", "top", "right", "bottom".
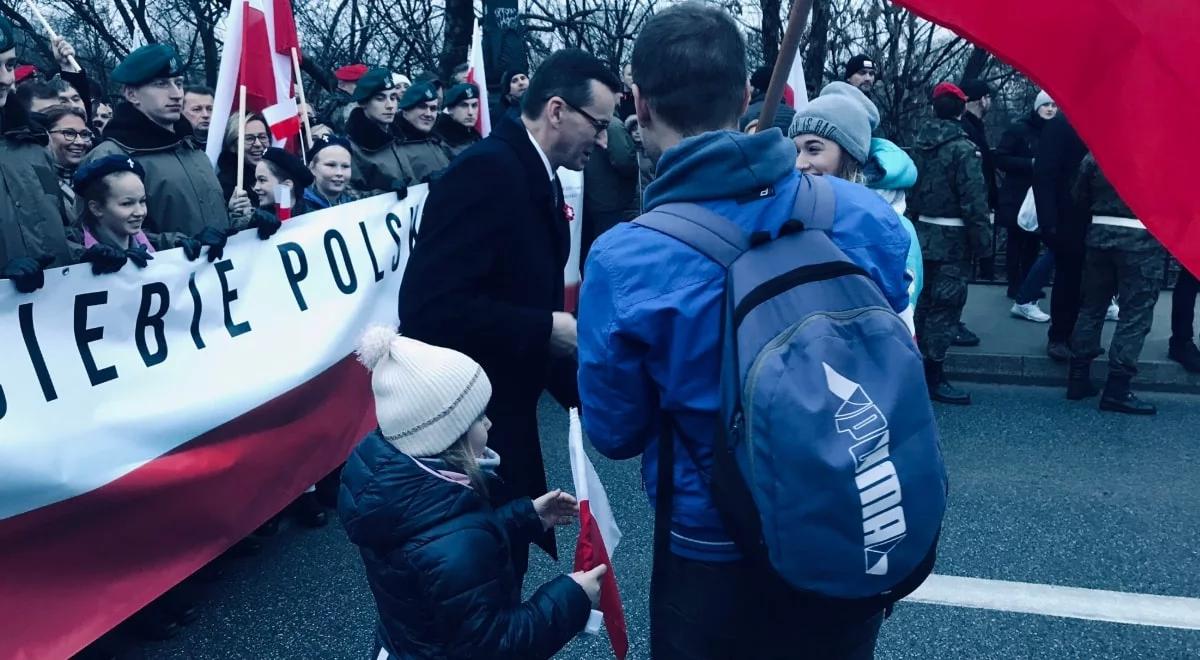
{"left": 278, "top": 242, "right": 310, "bottom": 311}
{"left": 359, "top": 221, "right": 385, "bottom": 283}
{"left": 188, "top": 273, "right": 206, "bottom": 350}
{"left": 408, "top": 205, "right": 420, "bottom": 254}
{"left": 215, "top": 260, "right": 252, "bottom": 338}
{"left": 385, "top": 213, "right": 403, "bottom": 271}
{"left": 324, "top": 229, "right": 358, "bottom": 294}
{"left": 18, "top": 302, "right": 57, "bottom": 402}
{"left": 135, "top": 282, "right": 170, "bottom": 367}
{"left": 74, "top": 291, "right": 118, "bottom": 387}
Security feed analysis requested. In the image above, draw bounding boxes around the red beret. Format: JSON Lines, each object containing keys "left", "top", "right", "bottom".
{"left": 334, "top": 64, "right": 369, "bottom": 82}
{"left": 932, "top": 82, "right": 968, "bottom": 102}
{"left": 14, "top": 65, "right": 38, "bottom": 84}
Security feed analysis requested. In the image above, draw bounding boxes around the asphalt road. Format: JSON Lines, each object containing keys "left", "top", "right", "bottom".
{"left": 94, "top": 384, "right": 1200, "bottom": 659}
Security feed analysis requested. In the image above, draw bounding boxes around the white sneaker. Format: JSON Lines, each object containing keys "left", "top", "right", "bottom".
{"left": 1106, "top": 302, "right": 1120, "bottom": 322}
{"left": 1011, "top": 302, "right": 1051, "bottom": 323}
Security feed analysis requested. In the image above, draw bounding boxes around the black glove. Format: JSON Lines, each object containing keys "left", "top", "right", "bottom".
{"left": 177, "top": 236, "right": 203, "bottom": 261}
{"left": 389, "top": 179, "right": 409, "bottom": 200}
{"left": 81, "top": 244, "right": 129, "bottom": 275}
{"left": 249, "top": 209, "right": 282, "bottom": 240}
{"left": 194, "top": 226, "right": 230, "bottom": 262}
{"left": 2, "top": 255, "right": 54, "bottom": 293}
{"left": 125, "top": 245, "right": 154, "bottom": 268}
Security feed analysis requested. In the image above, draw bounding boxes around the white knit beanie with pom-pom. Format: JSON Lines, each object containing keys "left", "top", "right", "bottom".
{"left": 356, "top": 326, "right": 492, "bottom": 457}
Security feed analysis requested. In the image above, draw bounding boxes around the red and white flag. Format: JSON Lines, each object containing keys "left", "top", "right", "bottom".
{"left": 568, "top": 409, "right": 629, "bottom": 660}
{"left": 467, "top": 19, "right": 492, "bottom": 138}
{"left": 786, "top": 49, "right": 809, "bottom": 112}
{"left": 206, "top": 0, "right": 301, "bottom": 164}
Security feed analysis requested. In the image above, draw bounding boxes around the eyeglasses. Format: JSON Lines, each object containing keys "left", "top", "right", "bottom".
{"left": 560, "top": 99, "right": 609, "bottom": 137}
{"left": 245, "top": 134, "right": 271, "bottom": 145}
{"left": 49, "top": 128, "right": 94, "bottom": 143}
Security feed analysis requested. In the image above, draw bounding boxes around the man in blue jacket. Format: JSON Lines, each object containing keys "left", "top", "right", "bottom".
{"left": 577, "top": 4, "right": 907, "bottom": 658}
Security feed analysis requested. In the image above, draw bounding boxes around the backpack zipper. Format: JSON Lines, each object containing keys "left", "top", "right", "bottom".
{"left": 740, "top": 306, "right": 899, "bottom": 482}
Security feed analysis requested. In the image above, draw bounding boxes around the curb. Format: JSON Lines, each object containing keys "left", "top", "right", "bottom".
{"left": 944, "top": 351, "right": 1200, "bottom": 394}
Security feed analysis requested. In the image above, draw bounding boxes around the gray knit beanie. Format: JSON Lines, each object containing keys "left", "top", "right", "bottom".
{"left": 787, "top": 94, "right": 872, "bottom": 165}
{"left": 1034, "top": 90, "right": 1054, "bottom": 111}
{"left": 819, "top": 81, "right": 880, "bottom": 131}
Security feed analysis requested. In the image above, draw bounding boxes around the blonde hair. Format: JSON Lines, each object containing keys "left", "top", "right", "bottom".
{"left": 437, "top": 433, "right": 489, "bottom": 497}
{"left": 222, "top": 112, "right": 268, "bottom": 153}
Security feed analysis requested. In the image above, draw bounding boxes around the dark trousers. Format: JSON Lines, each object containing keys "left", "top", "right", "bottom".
{"left": 650, "top": 553, "right": 884, "bottom": 660}
{"left": 1070, "top": 247, "right": 1165, "bottom": 377}
{"left": 1015, "top": 247, "right": 1056, "bottom": 305}
{"left": 1171, "top": 267, "right": 1199, "bottom": 343}
{"left": 1048, "top": 242, "right": 1086, "bottom": 344}
{"left": 1006, "top": 227, "right": 1042, "bottom": 297}
{"left": 914, "top": 260, "right": 970, "bottom": 362}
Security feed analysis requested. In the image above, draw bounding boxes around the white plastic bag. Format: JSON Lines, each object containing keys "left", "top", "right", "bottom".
{"left": 1017, "top": 186, "right": 1038, "bottom": 232}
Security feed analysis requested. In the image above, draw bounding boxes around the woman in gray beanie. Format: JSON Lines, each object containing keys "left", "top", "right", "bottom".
{"left": 787, "top": 93, "right": 873, "bottom": 182}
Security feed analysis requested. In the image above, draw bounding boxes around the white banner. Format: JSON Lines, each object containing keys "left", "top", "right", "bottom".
{"left": 0, "top": 188, "right": 427, "bottom": 521}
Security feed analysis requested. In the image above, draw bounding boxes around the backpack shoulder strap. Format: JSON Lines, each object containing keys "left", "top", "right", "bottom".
{"left": 792, "top": 173, "right": 837, "bottom": 232}
{"left": 635, "top": 202, "right": 749, "bottom": 269}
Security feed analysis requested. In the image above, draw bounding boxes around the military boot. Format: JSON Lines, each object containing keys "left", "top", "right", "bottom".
{"left": 925, "top": 359, "right": 971, "bottom": 405}
{"left": 1066, "top": 357, "right": 1101, "bottom": 400}
{"left": 1099, "top": 372, "right": 1156, "bottom": 415}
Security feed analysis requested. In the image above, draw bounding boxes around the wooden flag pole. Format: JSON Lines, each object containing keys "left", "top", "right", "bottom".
{"left": 758, "top": 0, "right": 816, "bottom": 131}
{"left": 26, "top": 0, "right": 80, "bottom": 71}
{"left": 236, "top": 85, "right": 248, "bottom": 194}
{"left": 291, "top": 47, "right": 313, "bottom": 158}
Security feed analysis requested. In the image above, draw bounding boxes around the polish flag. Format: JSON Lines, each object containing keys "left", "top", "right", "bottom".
{"left": 206, "top": 0, "right": 301, "bottom": 164}
{"left": 787, "top": 49, "right": 809, "bottom": 112}
{"left": 891, "top": 0, "right": 1200, "bottom": 275}
{"left": 467, "top": 20, "right": 492, "bottom": 138}
{"left": 568, "top": 409, "right": 628, "bottom": 660}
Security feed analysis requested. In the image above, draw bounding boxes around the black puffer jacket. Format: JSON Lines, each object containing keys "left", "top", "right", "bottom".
{"left": 338, "top": 432, "right": 590, "bottom": 659}
{"left": 994, "top": 112, "right": 1048, "bottom": 228}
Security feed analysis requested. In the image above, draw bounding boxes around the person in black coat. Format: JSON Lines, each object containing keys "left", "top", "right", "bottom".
{"left": 398, "top": 49, "right": 621, "bottom": 577}
{"left": 340, "top": 328, "right": 604, "bottom": 659}
{"left": 1033, "top": 112, "right": 1091, "bottom": 360}
{"left": 995, "top": 93, "right": 1056, "bottom": 301}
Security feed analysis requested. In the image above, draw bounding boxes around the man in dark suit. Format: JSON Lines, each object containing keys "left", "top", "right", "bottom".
{"left": 398, "top": 49, "right": 620, "bottom": 575}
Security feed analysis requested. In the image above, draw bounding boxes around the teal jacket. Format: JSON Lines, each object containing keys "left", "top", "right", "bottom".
{"left": 866, "top": 138, "right": 923, "bottom": 317}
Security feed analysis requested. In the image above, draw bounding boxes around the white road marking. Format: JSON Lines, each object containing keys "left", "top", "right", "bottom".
{"left": 905, "top": 574, "right": 1200, "bottom": 630}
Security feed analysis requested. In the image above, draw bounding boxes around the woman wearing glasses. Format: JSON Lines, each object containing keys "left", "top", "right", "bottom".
{"left": 217, "top": 112, "right": 269, "bottom": 218}
{"left": 42, "top": 105, "right": 94, "bottom": 219}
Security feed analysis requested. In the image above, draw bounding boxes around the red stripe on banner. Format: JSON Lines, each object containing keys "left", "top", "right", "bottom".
{"left": 0, "top": 355, "right": 375, "bottom": 660}
{"left": 575, "top": 501, "right": 629, "bottom": 660}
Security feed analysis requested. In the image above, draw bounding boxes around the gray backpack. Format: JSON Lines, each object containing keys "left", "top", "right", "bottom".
{"left": 638, "top": 174, "right": 946, "bottom": 611}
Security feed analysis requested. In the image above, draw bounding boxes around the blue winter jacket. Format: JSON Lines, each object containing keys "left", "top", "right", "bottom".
{"left": 867, "top": 137, "right": 924, "bottom": 311}
{"left": 577, "top": 128, "right": 911, "bottom": 561}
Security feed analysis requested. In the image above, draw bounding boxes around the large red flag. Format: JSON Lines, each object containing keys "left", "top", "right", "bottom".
{"left": 891, "top": 0, "right": 1200, "bottom": 275}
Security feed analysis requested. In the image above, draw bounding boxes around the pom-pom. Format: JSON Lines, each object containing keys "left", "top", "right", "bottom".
{"left": 356, "top": 325, "right": 397, "bottom": 370}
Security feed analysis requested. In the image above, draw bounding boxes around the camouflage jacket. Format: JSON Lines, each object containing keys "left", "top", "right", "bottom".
{"left": 908, "top": 119, "right": 992, "bottom": 262}
{"left": 1073, "top": 153, "right": 1162, "bottom": 252}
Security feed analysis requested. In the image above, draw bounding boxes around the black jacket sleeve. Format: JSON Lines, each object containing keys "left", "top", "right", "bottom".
{"left": 994, "top": 124, "right": 1033, "bottom": 176}
{"left": 492, "top": 496, "right": 546, "bottom": 549}
{"left": 399, "top": 155, "right": 553, "bottom": 359}
{"left": 417, "top": 526, "right": 590, "bottom": 659}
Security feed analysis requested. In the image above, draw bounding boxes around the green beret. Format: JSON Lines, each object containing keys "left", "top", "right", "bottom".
{"left": 444, "top": 83, "right": 480, "bottom": 108}
{"left": 399, "top": 81, "right": 439, "bottom": 110}
{"left": 0, "top": 16, "right": 15, "bottom": 53}
{"left": 352, "top": 68, "right": 396, "bottom": 103}
{"left": 112, "top": 44, "right": 184, "bottom": 86}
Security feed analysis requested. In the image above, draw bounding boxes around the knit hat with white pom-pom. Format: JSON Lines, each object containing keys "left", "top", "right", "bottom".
{"left": 356, "top": 326, "right": 492, "bottom": 457}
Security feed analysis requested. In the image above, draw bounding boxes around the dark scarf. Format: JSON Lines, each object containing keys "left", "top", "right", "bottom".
{"left": 393, "top": 115, "right": 439, "bottom": 145}
{"left": 346, "top": 107, "right": 393, "bottom": 151}
{"left": 433, "top": 114, "right": 479, "bottom": 148}
{"left": 101, "top": 102, "right": 197, "bottom": 152}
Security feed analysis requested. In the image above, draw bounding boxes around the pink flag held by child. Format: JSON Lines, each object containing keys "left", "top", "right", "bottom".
{"left": 568, "top": 409, "right": 629, "bottom": 660}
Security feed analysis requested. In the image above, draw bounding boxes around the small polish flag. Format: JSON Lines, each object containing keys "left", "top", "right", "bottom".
{"left": 467, "top": 20, "right": 492, "bottom": 138}
{"left": 568, "top": 409, "right": 628, "bottom": 660}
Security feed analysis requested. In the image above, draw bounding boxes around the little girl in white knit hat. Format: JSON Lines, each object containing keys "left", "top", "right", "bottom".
{"left": 339, "top": 326, "right": 607, "bottom": 659}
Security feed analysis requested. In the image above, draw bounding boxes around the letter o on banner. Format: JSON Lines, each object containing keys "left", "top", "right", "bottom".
{"left": 324, "top": 229, "right": 358, "bottom": 294}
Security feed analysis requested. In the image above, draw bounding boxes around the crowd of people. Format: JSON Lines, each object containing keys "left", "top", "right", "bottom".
{"left": 2, "top": 1, "right": 1197, "bottom": 657}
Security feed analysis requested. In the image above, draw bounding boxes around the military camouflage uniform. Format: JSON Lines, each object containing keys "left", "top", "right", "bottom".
{"left": 908, "top": 118, "right": 993, "bottom": 362}
{"left": 1069, "top": 153, "right": 1166, "bottom": 377}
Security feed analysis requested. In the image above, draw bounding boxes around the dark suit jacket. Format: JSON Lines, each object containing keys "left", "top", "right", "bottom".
{"left": 398, "top": 116, "right": 578, "bottom": 540}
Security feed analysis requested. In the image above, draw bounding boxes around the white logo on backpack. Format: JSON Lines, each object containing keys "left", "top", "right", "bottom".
{"left": 823, "top": 363, "right": 908, "bottom": 576}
